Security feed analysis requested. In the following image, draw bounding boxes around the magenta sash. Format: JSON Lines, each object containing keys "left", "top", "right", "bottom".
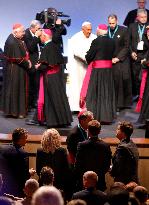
{"left": 80, "top": 60, "right": 112, "bottom": 108}
{"left": 37, "top": 65, "right": 60, "bottom": 122}
{"left": 135, "top": 69, "right": 148, "bottom": 112}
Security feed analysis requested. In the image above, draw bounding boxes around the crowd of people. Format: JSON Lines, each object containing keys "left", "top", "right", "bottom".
{"left": 0, "top": 115, "right": 148, "bottom": 205}
{"left": 0, "top": 1, "right": 149, "bottom": 127}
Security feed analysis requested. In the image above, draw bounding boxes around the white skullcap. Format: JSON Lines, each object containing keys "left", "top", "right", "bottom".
{"left": 82, "top": 21, "right": 91, "bottom": 27}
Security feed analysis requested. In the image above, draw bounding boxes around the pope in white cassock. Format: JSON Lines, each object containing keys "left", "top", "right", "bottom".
{"left": 67, "top": 22, "right": 96, "bottom": 112}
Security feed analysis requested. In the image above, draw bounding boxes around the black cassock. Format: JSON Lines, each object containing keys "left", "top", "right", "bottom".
{"left": 37, "top": 41, "right": 72, "bottom": 127}
{"left": 2, "top": 34, "right": 29, "bottom": 117}
{"left": 85, "top": 35, "right": 116, "bottom": 123}
{"left": 109, "top": 25, "right": 132, "bottom": 109}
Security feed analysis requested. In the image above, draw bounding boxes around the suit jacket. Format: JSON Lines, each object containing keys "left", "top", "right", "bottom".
{"left": 66, "top": 125, "right": 87, "bottom": 162}
{"left": 72, "top": 187, "right": 107, "bottom": 205}
{"left": 0, "top": 143, "right": 30, "bottom": 197}
{"left": 128, "top": 22, "right": 149, "bottom": 56}
{"left": 75, "top": 137, "right": 112, "bottom": 191}
{"left": 36, "top": 147, "right": 70, "bottom": 191}
{"left": 111, "top": 26, "right": 129, "bottom": 62}
{"left": 110, "top": 138, "right": 139, "bottom": 184}
{"left": 24, "top": 28, "right": 40, "bottom": 67}
{"left": 123, "top": 9, "right": 149, "bottom": 27}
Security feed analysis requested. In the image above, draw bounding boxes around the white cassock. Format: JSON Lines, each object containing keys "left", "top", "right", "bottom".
{"left": 67, "top": 31, "right": 96, "bottom": 111}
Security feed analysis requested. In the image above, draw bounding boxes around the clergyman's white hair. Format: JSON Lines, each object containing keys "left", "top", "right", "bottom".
{"left": 82, "top": 21, "right": 91, "bottom": 27}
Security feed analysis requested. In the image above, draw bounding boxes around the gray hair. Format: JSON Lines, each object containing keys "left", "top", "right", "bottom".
{"left": 137, "top": 8, "right": 147, "bottom": 16}
{"left": 32, "top": 186, "right": 64, "bottom": 205}
{"left": 30, "top": 20, "right": 41, "bottom": 28}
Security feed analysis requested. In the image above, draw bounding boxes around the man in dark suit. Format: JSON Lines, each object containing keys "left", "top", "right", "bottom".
{"left": 128, "top": 9, "right": 149, "bottom": 97}
{"left": 110, "top": 121, "right": 139, "bottom": 184}
{"left": 75, "top": 120, "right": 112, "bottom": 191}
{"left": 0, "top": 128, "right": 34, "bottom": 197}
{"left": 24, "top": 20, "right": 42, "bottom": 110}
{"left": 66, "top": 110, "right": 94, "bottom": 165}
{"left": 108, "top": 14, "right": 132, "bottom": 111}
{"left": 72, "top": 171, "right": 107, "bottom": 205}
{"left": 123, "top": 0, "right": 149, "bottom": 27}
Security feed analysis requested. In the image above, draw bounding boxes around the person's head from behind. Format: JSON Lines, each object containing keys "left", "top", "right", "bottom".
{"left": 137, "top": 0, "right": 146, "bottom": 9}
{"left": 32, "top": 186, "right": 64, "bottom": 205}
{"left": 83, "top": 171, "right": 98, "bottom": 189}
{"left": 41, "top": 128, "right": 61, "bottom": 153}
{"left": 88, "top": 120, "right": 101, "bottom": 137}
{"left": 40, "top": 29, "right": 53, "bottom": 44}
{"left": 82, "top": 22, "right": 92, "bottom": 38}
{"left": 23, "top": 179, "right": 39, "bottom": 198}
{"left": 39, "top": 166, "right": 54, "bottom": 186}
{"left": 133, "top": 185, "right": 148, "bottom": 204}
{"left": 30, "top": 20, "right": 41, "bottom": 34}
{"left": 116, "top": 121, "right": 133, "bottom": 141}
{"left": 12, "top": 127, "right": 28, "bottom": 146}
{"left": 96, "top": 24, "right": 108, "bottom": 36}
{"left": 125, "top": 181, "right": 138, "bottom": 193}
{"left": 137, "top": 9, "right": 147, "bottom": 24}
{"left": 67, "top": 199, "right": 87, "bottom": 205}
{"left": 78, "top": 110, "right": 94, "bottom": 130}
{"left": 0, "top": 196, "right": 14, "bottom": 205}
{"left": 108, "top": 188, "right": 129, "bottom": 205}
{"left": 12, "top": 23, "right": 25, "bottom": 39}
{"left": 108, "top": 14, "right": 118, "bottom": 30}
{"left": 110, "top": 182, "right": 126, "bottom": 191}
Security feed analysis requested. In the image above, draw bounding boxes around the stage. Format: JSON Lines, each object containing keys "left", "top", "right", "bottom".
{"left": 0, "top": 104, "right": 146, "bottom": 138}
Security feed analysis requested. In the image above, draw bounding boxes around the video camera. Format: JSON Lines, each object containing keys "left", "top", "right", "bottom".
{"left": 36, "top": 7, "right": 71, "bottom": 28}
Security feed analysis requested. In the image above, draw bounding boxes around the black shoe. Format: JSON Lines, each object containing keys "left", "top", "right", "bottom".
{"left": 25, "top": 119, "right": 40, "bottom": 126}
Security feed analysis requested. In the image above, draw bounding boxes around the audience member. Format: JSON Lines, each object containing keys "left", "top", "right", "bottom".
{"left": 110, "top": 121, "right": 139, "bottom": 184}
{"left": 67, "top": 199, "right": 87, "bottom": 205}
{"left": 133, "top": 186, "right": 148, "bottom": 205}
{"left": 1, "top": 23, "right": 31, "bottom": 118}
{"left": 125, "top": 181, "right": 138, "bottom": 193}
{"left": 107, "top": 188, "right": 130, "bottom": 205}
{"left": 0, "top": 128, "right": 34, "bottom": 197}
{"left": 24, "top": 20, "right": 42, "bottom": 110}
{"left": 108, "top": 14, "right": 132, "bottom": 111}
{"left": 80, "top": 24, "right": 116, "bottom": 124}
{"left": 36, "top": 129, "right": 71, "bottom": 199}
{"left": 38, "top": 166, "right": 54, "bottom": 186}
{"left": 66, "top": 110, "right": 93, "bottom": 165}
{"left": 75, "top": 120, "right": 112, "bottom": 191}
{"left": 19, "top": 179, "right": 39, "bottom": 205}
{"left": 31, "top": 186, "right": 64, "bottom": 205}
{"left": 110, "top": 182, "right": 126, "bottom": 191}
{"left": 72, "top": 171, "right": 107, "bottom": 205}
{"left": 123, "top": 0, "right": 149, "bottom": 27}
{"left": 67, "top": 21, "right": 96, "bottom": 111}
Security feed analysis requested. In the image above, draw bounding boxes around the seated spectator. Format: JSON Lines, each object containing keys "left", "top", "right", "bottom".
{"left": 125, "top": 182, "right": 138, "bottom": 193}
{"left": 72, "top": 171, "right": 107, "bottom": 205}
{"left": 133, "top": 186, "right": 148, "bottom": 205}
{"left": 67, "top": 199, "right": 87, "bottom": 205}
{"left": 39, "top": 166, "right": 54, "bottom": 186}
{"left": 110, "top": 182, "right": 126, "bottom": 191}
{"left": 107, "top": 188, "right": 129, "bottom": 205}
{"left": 18, "top": 179, "right": 39, "bottom": 205}
{"left": 32, "top": 186, "right": 64, "bottom": 205}
{"left": 36, "top": 129, "right": 71, "bottom": 200}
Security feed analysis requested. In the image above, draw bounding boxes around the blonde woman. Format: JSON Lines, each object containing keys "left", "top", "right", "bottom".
{"left": 36, "top": 129, "right": 71, "bottom": 199}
